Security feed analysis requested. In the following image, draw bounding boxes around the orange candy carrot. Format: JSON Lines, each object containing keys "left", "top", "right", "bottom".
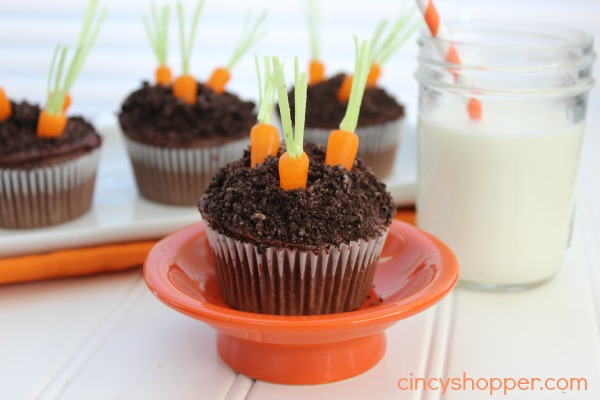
{"left": 251, "top": 55, "right": 279, "bottom": 167}
{"left": 365, "top": 10, "right": 420, "bottom": 88}
{"left": 36, "top": 1, "right": 105, "bottom": 139}
{"left": 325, "top": 129, "right": 359, "bottom": 170}
{"left": 251, "top": 124, "right": 279, "bottom": 168}
{"left": 366, "top": 63, "right": 381, "bottom": 87}
{"left": 326, "top": 37, "right": 374, "bottom": 170}
{"left": 309, "top": 59, "right": 325, "bottom": 85}
{"left": 278, "top": 152, "right": 309, "bottom": 190}
{"left": 50, "top": 91, "right": 71, "bottom": 111}
{"left": 143, "top": 4, "right": 172, "bottom": 86}
{"left": 37, "top": 110, "right": 68, "bottom": 138}
{"left": 173, "top": 74, "right": 197, "bottom": 105}
{"left": 38, "top": 45, "right": 69, "bottom": 138}
{"left": 63, "top": 93, "right": 71, "bottom": 111}
{"left": 155, "top": 64, "right": 172, "bottom": 87}
{"left": 0, "top": 87, "right": 12, "bottom": 121}
{"left": 173, "top": 0, "right": 204, "bottom": 104}
{"left": 206, "top": 11, "right": 266, "bottom": 95}
{"left": 337, "top": 74, "right": 353, "bottom": 103}
{"left": 206, "top": 67, "right": 231, "bottom": 94}
{"left": 273, "top": 56, "right": 309, "bottom": 190}
{"left": 305, "top": 0, "right": 324, "bottom": 85}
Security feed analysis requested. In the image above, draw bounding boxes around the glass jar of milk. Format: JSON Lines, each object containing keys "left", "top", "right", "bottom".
{"left": 415, "top": 22, "right": 595, "bottom": 291}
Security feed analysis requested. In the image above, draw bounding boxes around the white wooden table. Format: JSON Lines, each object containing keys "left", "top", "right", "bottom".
{"left": 1, "top": 1, "right": 599, "bottom": 399}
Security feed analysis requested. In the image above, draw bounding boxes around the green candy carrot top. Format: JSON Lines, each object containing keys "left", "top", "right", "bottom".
{"left": 368, "top": 5, "right": 420, "bottom": 86}
{"left": 250, "top": 55, "right": 279, "bottom": 168}
{"left": 337, "top": 5, "right": 419, "bottom": 102}
{"left": 206, "top": 11, "right": 267, "bottom": 94}
{"left": 173, "top": 0, "right": 205, "bottom": 105}
{"left": 38, "top": 0, "right": 106, "bottom": 138}
{"left": 143, "top": 3, "right": 171, "bottom": 86}
{"left": 273, "top": 56, "right": 309, "bottom": 191}
{"left": 304, "top": 0, "right": 324, "bottom": 85}
{"left": 325, "top": 36, "right": 373, "bottom": 170}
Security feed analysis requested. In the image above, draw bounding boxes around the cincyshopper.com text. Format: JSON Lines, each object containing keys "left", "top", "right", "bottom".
{"left": 397, "top": 372, "right": 588, "bottom": 396}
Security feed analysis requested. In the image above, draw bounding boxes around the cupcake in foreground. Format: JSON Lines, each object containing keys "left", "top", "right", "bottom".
{"left": 0, "top": 2, "right": 105, "bottom": 229}
{"left": 200, "top": 43, "right": 395, "bottom": 316}
{"left": 118, "top": 2, "right": 264, "bottom": 205}
{"left": 287, "top": 3, "right": 419, "bottom": 178}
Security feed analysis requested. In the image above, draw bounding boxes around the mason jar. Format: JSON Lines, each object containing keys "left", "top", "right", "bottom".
{"left": 414, "top": 22, "right": 596, "bottom": 291}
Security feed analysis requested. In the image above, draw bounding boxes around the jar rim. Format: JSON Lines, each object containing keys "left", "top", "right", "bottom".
{"left": 415, "top": 20, "right": 596, "bottom": 96}
{"left": 419, "top": 21, "right": 595, "bottom": 52}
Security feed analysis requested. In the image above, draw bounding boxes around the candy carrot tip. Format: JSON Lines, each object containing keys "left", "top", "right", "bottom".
{"left": 173, "top": 0, "right": 205, "bottom": 104}
{"left": 40, "top": 0, "right": 106, "bottom": 138}
{"left": 206, "top": 67, "right": 231, "bottom": 95}
{"left": 250, "top": 123, "right": 279, "bottom": 168}
{"left": 272, "top": 56, "right": 309, "bottom": 190}
{"left": 0, "top": 87, "right": 12, "bottom": 121}
{"left": 308, "top": 59, "right": 325, "bottom": 85}
{"left": 305, "top": 0, "right": 324, "bottom": 84}
{"left": 367, "top": 9, "right": 421, "bottom": 87}
{"left": 143, "top": 3, "right": 171, "bottom": 86}
{"left": 327, "top": 36, "right": 374, "bottom": 170}
{"left": 206, "top": 10, "right": 267, "bottom": 94}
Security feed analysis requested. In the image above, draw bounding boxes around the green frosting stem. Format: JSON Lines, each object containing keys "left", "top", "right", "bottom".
{"left": 143, "top": 3, "right": 170, "bottom": 66}
{"left": 45, "top": 0, "right": 107, "bottom": 115}
{"left": 177, "top": 0, "right": 205, "bottom": 75}
{"left": 305, "top": 0, "right": 321, "bottom": 61}
{"left": 339, "top": 37, "right": 373, "bottom": 133}
{"left": 255, "top": 55, "right": 276, "bottom": 125}
{"left": 373, "top": 5, "right": 421, "bottom": 66}
{"left": 227, "top": 11, "right": 268, "bottom": 71}
{"left": 272, "top": 56, "right": 308, "bottom": 160}
{"left": 293, "top": 58, "right": 308, "bottom": 155}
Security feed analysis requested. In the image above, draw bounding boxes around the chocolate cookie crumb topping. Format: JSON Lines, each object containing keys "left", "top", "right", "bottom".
{"left": 285, "top": 73, "right": 405, "bottom": 130}
{"left": 119, "top": 81, "right": 256, "bottom": 147}
{"left": 0, "top": 101, "right": 101, "bottom": 168}
{"left": 200, "top": 142, "right": 395, "bottom": 251}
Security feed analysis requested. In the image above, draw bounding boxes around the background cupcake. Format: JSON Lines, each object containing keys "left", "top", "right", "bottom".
{"left": 285, "top": 3, "right": 419, "bottom": 179}
{"left": 293, "top": 74, "right": 405, "bottom": 179}
{"left": 0, "top": 1, "right": 105, "bottom": 229}
{"left": 118, "top": 2, "right": 265, "bottom": 205}
{"left": 0, "top": 100, "right": 102, "bottom": 229}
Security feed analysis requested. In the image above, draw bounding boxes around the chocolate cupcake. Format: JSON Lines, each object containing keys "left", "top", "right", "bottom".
{"left": 199, "top": 143, "right": 395, "bottom": 315}
{"left": 200, "top": 52, "right": 395, "bottom": 315}
{"left": 0, "top": 101, "right": 102, "bottom": 229}
{"left": 286, "top": 73, "right": 405, "bottom": 179}
{"left": 118, "top": 82, "right": 255, "bottom": 205}
{"left": 118, "top": 3, "right": 265, "bottom": 206}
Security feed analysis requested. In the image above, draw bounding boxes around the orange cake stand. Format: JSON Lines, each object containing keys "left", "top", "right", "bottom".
{"left": 144, "top": 220, "right": 459, "bottom": 385}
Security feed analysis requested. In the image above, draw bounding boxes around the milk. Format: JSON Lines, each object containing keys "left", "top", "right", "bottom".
{"left": 417, "top": 106, "right": 585, "bottom": 287}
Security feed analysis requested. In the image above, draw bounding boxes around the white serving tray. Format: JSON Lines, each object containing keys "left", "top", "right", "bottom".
{"left": 0, "top": 115, "right": 416, "bottom": 258}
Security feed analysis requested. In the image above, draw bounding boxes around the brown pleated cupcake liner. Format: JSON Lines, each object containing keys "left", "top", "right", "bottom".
{"left": 124, "top": 137, "right": 248, "bottom": 206}
{"left": 0, "top": 149, "right": 101, "bottom": 229}
{"left": 203, "top": 222, "right": 389, "bottom": 316}
{"left": 303, "top": 118, "right": 404, "bottom": 179}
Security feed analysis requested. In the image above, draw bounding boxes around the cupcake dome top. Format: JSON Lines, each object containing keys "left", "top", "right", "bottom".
{"left": 287, "top": 73, "right": 405, "bottom": 130}
{"left": 0, "top": 101, "right": 101, "bottom": 168}
{"left": 118, "top": 82, "right": 256, "bottom": 148}
{"left": 199, "top": 142, "right": 395, "bottom": 252}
